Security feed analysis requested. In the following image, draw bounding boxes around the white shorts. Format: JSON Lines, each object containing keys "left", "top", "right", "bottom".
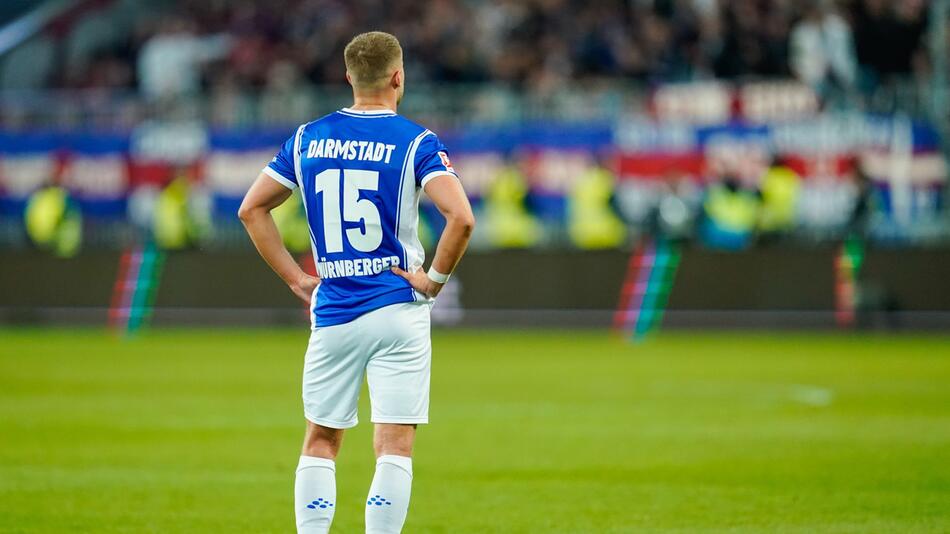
{"left": 302, "top": 301, "right": 432, "bottom": 429}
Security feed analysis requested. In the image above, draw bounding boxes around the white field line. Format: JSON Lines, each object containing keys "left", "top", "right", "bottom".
{"left": 789, "top": 384, "right": 835, "bottom": 407}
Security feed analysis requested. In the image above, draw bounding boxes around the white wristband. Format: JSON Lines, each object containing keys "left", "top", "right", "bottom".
{"left": 427, "top": 267, "right": 451, "bottom": 284}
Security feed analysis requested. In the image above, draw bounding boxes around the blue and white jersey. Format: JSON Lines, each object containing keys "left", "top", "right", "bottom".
{"left": 263, "top": 108, "right": 458, "bottom": 327}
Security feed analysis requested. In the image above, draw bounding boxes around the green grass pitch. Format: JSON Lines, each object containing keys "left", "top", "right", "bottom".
{"left": 1, "top": 329, "right": 948, "bottom": 533}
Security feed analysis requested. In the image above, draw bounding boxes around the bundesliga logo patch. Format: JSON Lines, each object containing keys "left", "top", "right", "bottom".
{"left": 438, "top": 151, "right": 454, "bottom": 172}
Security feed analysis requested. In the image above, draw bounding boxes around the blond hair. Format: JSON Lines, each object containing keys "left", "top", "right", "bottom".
{"left": 344, "top": 31, "right": 403, "bottom": 91}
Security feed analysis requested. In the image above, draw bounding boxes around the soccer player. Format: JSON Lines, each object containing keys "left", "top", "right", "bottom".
{"left": 238, "top": 31, "right": 474, "bottom": 534}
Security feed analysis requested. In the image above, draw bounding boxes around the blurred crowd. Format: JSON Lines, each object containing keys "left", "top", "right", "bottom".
{"left": 68, "top": 0, "right": 930, "bottom": 98}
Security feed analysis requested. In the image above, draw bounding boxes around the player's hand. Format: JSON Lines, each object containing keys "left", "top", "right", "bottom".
{"left": 391, "top": 266, "right": 443, "bottom": 298}
{"left": 289, "top": 273, "right": 319, "bottom": 304}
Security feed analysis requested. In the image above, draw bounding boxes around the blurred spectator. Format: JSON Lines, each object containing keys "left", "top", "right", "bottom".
{"left": 484, "top": 159, "right": 542, "bottom": 248}
{"left": 715, "top": 0, "right": 791, "bottom": 79}
{"left": 789, "top": 0, "right": 857, "bottom": 92}
{"left": 853, "top": 0, "right": 929, "bottom": 86}
{"left": 12, "top": 0, "right": 935, "bottom": 101}
{"left": 75, "top": 51, "right": 135, "bottom": 90}
{"left": 701, "top": 175, "right": 761, "bottom": 250}
{"left": 259, "top": 61, "right": 315, "bottom": 126}
{"left": 757, "top": 157, "right": 801, "bottom": 234}
{"left": 568, "top": 158, "right": 626, "bottom": 249}
{"left": 137, "top": 17, "right": 232, "bottom": 99}
{"left": 207, "top": 68, "right": 253, "bottom": 127}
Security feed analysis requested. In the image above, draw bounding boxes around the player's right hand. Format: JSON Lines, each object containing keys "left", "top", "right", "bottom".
{"left": 290, "top": 273, "right": 320, "bottom": 304}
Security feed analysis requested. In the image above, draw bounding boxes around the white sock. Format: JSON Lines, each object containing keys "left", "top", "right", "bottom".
{"left": 365, "top": 455, "right": 413, "bottom": 534}
{"left": 295, "top": 456, "right": 336, "bottom": 534}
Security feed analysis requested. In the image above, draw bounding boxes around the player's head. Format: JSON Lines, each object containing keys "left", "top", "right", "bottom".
{"left": 344, "top": 31, "right": 404, "bottom": 103}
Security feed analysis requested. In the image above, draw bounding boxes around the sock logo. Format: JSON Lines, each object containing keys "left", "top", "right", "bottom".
{"left": 367, "top": 495, "right": 392, "bottom": 506}
{"left": 306, "top": 498, "right": 334, "bottom": 509}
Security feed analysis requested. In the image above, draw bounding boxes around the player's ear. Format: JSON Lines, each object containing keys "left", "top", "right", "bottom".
{"left": 345, "top": 71, "right": 353, "bottom": 86}
{"left": 391, "top": 68, "right": 402, "bottom": 90}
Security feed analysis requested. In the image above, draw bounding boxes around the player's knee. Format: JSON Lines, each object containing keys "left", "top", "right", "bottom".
{"left": 373, "top": 423, "right": 415, "bottom": 457}
{"left": 302, "top": 422, "right": 344, "bottom": 459}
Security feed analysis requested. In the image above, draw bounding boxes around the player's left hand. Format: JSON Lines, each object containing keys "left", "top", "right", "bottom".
{"left": 391, "top": 266, "right": 443, "bottom": 298}
{"left": 290, "top": 273, "right": 320, "bottom": 304}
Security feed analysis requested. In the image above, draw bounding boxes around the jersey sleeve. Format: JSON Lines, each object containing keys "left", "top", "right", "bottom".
{"left": 414, "top": 133, "right": 459, "bottom": 188}
{"left": 262, "top": 134, "right": 298, "bottom": 189}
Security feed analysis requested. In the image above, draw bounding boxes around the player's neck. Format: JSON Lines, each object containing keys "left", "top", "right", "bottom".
{"left": 350, "top": 93, "right": 398, "bottom": 113}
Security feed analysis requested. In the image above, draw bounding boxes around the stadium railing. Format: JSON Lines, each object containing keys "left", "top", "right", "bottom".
{"left": 0, "top": 78, "right": 939, "bottom": 130}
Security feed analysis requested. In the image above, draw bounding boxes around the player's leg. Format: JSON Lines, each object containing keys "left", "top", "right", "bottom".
{"left": 373, "top": 422, "right": 415, "bottom": 457}
{"left": 297, "top": 323, "right": 366, "bottom": 534}
{"left": 365, "top": 423, "right": 416, "bottom": 534}
{"left": 296, "top": 422, "right": 344, "bottom": 534}
{"left": 363, "top": 301, "right": 432, "bottom": 534}
{"left": 302, "top": 420, "right": 345, "bottom": 458}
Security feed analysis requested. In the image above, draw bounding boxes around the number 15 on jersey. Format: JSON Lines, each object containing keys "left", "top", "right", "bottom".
{"left": 314, "top": 168, "right": 384, "bottom": 254}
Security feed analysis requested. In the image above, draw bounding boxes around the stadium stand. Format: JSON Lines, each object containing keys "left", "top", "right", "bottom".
{"left": 0, "top": 1, "right": 931, "bottom": 91}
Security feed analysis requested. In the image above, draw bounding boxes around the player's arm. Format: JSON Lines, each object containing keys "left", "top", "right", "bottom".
{"left": 238, "top": 173, "right": 318, "bottom": 304}
{"left": 392, "top": 175, "right": 474, "bottom": 298}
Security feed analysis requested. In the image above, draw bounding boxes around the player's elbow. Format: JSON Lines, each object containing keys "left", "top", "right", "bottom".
{"left": 461, "top": 212, "right": 476, "bottom": 235}
{"left": 449, "top": 210, "right": 475, "bottom": 237}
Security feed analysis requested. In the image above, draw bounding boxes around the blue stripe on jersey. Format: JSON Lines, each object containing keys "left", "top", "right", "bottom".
{"left": 265, "top": 110, "right": 457, "bottom": 327}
